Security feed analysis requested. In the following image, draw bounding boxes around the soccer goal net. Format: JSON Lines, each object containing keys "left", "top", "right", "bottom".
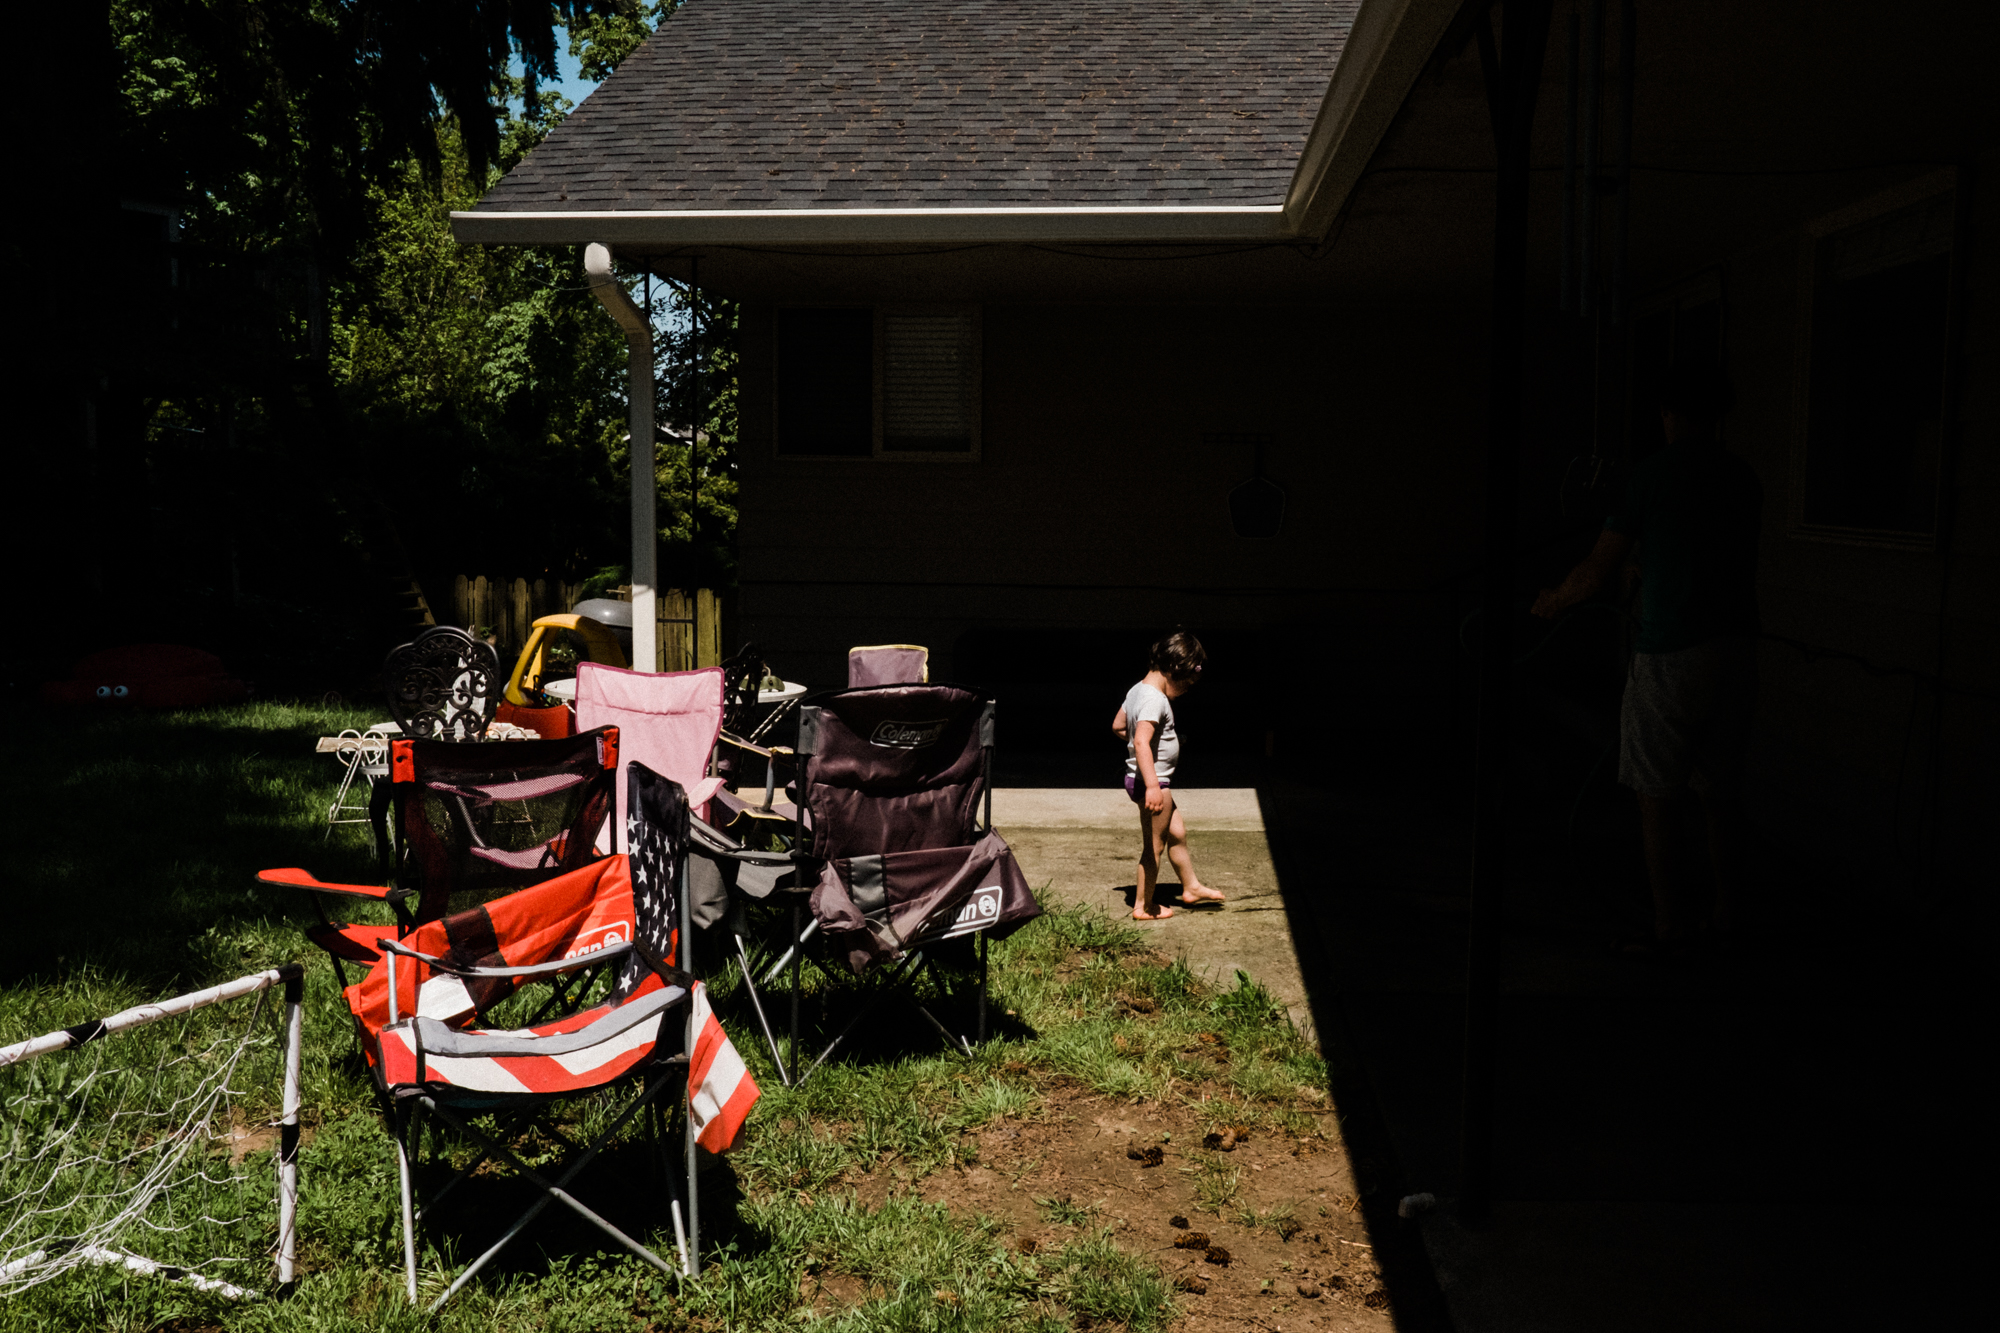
{"left": 0, "top": 964, "right": 304, "bottom": 1301}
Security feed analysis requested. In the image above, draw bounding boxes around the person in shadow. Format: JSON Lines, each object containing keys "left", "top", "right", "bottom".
{"left": 1534, "top": 359, "right": 1763, "bottom": 957}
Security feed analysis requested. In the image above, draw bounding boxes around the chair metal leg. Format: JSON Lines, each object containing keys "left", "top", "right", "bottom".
{"left": 914, "top": 1000, "right": 973, "bottom": 1056}
{"left": 762, "top": 917, "right": 819, "bottom": 985}
{"left": 978, "top": 931, "right": 989, "bottom": 1044}
{"left": 394, "top": 1106, "right": 420, "bottom": 1304}
{"left": 798, "top": 950, "right": 923, "bottom": 1084}
{"left": 413, "top": 1102, "right": 541, "bottom": 1224}
{"left": 789, "top": 900, "right": 803, "bottom": 1075}
{"left": 684, "top": 1055, "right": 701, "bottom": 1277}
{"left": 420, "top": 1076, "right": 679, "bottom": 1310}
{"left": 651, "top": 1098, "right": 693, "bottom": 1277}
{"left": 735, "top": 932, "right": 790, "bottom": 1086}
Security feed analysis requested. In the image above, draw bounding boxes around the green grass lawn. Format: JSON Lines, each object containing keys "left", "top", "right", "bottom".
{"left": 0, "top": 703, "right": 1326, "bottom": 1332}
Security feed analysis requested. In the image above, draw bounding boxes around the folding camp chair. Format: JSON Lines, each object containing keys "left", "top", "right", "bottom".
{"left": 847, "top": 643, "right": 929, "bottom": 687}
{"left": 701, "top": 684, "right": 1040, "bottom": 1085}
{"left": 570, "top": 663, "right": 801, "bottom": 1068}
{"left": 260, "top": 727, "right": 620, "bottom": 978}
{"left": 574, "top": 662, "right": 729, "bottom": 834}
{"left": 337, "top": 766, "right": 757, "bottom": 1309}
{"left": 385, "top": 626, "right": 501, "bottom": 741}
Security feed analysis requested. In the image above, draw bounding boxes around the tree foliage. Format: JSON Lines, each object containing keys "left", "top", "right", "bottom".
{"left": 113, "top": 0, "right": 636, "bottom": 263}
{"left": 86, "top": 0, "right": 737, "bottom": 688}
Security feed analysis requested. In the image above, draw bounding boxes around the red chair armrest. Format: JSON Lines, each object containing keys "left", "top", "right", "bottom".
{"left": 257, "top": 868, "right": 395, "bottom": 899}
{"left": 306, "top": 923, "right": 395, "bottom": 963}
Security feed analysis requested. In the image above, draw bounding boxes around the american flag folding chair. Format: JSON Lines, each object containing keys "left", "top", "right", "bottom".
{"left": 572, "top": 660, "right": 807, "bottom": 1080}
{"left": 341, "top": 764, "right": 757, "bottom": 1310}
{"left": 258, "top": 727, "right": 621, "bottom": 979}
{"left": 695, "top": 683, "right": 1041, "bottom": 1085}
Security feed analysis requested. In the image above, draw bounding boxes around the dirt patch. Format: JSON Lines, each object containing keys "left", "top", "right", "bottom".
{"left": 866, "top": 1081, "right": 1396, "bottom": 1331}
{"left": 801, "top": 1270, "right": 870, "bottom": 1313}
{"left": 219, "top": 1111, "right": 314, "bottom": 1164}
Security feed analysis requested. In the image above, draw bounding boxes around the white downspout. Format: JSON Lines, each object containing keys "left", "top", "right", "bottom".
{"left": 585, "top": 242, "right": 657, "bottom": 673}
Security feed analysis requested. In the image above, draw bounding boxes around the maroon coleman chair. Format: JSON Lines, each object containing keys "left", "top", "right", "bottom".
{"left": 260, "top": 727, "right": 620, "bottom": 979}
{"left": 336, "top": 764, "right": 758, "bottom": 1308}
{"left": 728, "top": 683, "right": 1041, "bottom": 1084}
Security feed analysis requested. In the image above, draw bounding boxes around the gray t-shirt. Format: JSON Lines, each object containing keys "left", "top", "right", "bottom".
{"left": 1122, "top": 681, "right": 1179, "bottom": 781}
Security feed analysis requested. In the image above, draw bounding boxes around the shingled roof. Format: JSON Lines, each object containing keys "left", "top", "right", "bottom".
{"left": 475, "top": 0, "right": 1358, "bottom": 216}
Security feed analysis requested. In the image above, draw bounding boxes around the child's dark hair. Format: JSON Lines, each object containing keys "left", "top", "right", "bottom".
{"left": 1149, "top": 628, "right": 1207, "bottom": 682}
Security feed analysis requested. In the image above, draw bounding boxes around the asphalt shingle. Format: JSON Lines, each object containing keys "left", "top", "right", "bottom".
{"left": 475, "top": 0, "right": 1356, "bottom": 213}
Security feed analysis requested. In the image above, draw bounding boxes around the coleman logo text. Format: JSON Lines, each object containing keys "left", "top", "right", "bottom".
{"left": 563, "top": 921, "right": 631, "bottom": 961}
{"left": 938, "top": 886, "right": 1004, "bottom": 940}
{"left": 869, "top": 719, "right": 948, "bottom": 749}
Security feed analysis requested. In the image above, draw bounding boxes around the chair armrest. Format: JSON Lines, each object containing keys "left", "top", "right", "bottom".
{"left": 377, "top": 936, "right": 632, "bottom": 980}
{"left": 690, "top": 814, "right": 801, "bottom": 866}
{"left": 258, "top": 868, "right": 412, "bottom": 902}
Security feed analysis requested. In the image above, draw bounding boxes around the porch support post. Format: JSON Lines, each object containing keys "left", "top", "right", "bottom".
{"left": 586, "top": 243, "right": 658, "bottom": 672}
{"left": 1462, "top": 0, "right": 1552, "bottom": 1226}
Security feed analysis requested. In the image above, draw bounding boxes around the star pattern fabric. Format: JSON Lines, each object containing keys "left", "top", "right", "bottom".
{"left": 620, "top": 762, "right": 688, "bottom": 998}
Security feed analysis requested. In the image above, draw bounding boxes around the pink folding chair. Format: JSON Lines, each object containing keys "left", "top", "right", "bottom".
{"left": 848, "top": 644, "right": 929, "bottom": 687}
{"left": 575, "top": 663, "right": 727, "bottom": 840}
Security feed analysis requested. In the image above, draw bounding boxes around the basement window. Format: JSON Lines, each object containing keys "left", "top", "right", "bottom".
{"left": 775, "top": 305, "right": 981, "bottom": 460}
{"left": 1794, "top": 182, "right": 1956, "bottom": 544}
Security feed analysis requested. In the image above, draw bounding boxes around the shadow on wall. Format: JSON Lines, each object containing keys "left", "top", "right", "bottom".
{"left": 952, "top": 626, "right": 1277, "bottom": 759}
{"left": 954, "top": 609, "right": 1456, "bottom": 762}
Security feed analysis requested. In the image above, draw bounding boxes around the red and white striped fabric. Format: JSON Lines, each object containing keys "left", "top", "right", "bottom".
{"left": 376, "top": 971, "right": 676, "bottom": 1097}
{"left": 687, "top": 982, "right": 759, "bottom": 1153}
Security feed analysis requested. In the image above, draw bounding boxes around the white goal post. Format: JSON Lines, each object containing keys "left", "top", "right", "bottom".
{"left": 0, "top": 963, "right": 305, "bottom": 1295}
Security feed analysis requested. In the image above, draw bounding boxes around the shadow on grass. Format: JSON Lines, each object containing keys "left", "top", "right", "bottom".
{"left": 410, "top": 1134, "right": 762, "bottom": 1281}
{"left": 2, "top": 701, "right": 382, "bottom": 986}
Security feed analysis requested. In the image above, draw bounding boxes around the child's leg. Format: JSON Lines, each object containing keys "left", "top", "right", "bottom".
{"left": 1165, "top": 803, "right": 1224, "bottom": 903}
{"left": 1134, "top": 801, "right": 1174, "bottom": 920}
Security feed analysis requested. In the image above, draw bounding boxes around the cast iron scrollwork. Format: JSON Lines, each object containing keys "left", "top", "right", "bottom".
{"left": 383, "top": 627, "right": 499, "bottom": 741}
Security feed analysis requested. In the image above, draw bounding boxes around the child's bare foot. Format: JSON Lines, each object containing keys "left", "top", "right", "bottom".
{"left": 1132, "top": 902, "right": 1175, "bottom": 921}
{"left": 1179, "top": 883, "right": 1226, "bottom": 904}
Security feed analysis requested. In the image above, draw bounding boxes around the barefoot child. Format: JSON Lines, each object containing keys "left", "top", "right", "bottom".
{"left": 1112, "top": 630, "right": 1225, "bottom": 920}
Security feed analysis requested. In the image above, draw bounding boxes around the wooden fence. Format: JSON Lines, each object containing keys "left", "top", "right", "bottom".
{"left": 451, "top": 576, "right": 722, "bottom": 672}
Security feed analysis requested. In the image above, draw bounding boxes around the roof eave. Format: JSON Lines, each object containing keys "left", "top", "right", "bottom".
{"left": 449, "top": 205, "right": 1293, "bottom": 248}
{"left": 1284, "top": 0, "right": 1465, "bottom": 237}
{"left": 450, "top": 0, "right": 1458, "bottom": 251}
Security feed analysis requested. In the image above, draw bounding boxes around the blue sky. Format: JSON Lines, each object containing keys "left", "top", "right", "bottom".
{"left": 508, "top": 44, "right": 599, "bottom": 112}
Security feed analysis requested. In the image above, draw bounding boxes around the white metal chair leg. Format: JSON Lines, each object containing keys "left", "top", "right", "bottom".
{"left": 734, "top": 932, "right": 791, "bottom": 1086}
{"left": 684, "top": 1011, "right": 701, "bottom": 1276}
{"left": 394, "top": 1111, "right": 419, "bottom": 1303}
{"left": 419, "top": 1074, "right": 681, "bottom": 1310}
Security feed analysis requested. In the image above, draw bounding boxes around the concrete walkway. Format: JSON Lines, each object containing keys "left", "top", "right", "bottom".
{"left": 992, "top": 787, "right": 1316, "bottom": 1046}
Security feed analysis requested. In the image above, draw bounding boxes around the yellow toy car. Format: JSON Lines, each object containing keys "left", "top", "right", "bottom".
{"left": 493, "top": 614, "right": 627, "bottom": 738}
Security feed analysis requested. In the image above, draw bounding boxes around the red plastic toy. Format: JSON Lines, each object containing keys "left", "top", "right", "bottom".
{"left": 42, "top": 644, "right": 251, "bottom": 708}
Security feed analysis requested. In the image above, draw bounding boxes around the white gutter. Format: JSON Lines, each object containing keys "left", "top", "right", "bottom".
{"left": 455, "top": 204, "right": 1288, "bottom": 247}
{"left": 585, "top": 242, "right": 657, "bottom": 674}
{"left": 1284, "top": 0, "right": 1463, "bottom": 237}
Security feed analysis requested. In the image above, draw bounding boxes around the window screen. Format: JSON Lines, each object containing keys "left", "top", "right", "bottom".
{"left": 1802, "top": 193, "right": 1954, "bottom": 535}
{"left": 883, "top": 311, "right": 977, "bottom": 453}
{"left": 776, "top": 307, "right": 873, "bottom": 456}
